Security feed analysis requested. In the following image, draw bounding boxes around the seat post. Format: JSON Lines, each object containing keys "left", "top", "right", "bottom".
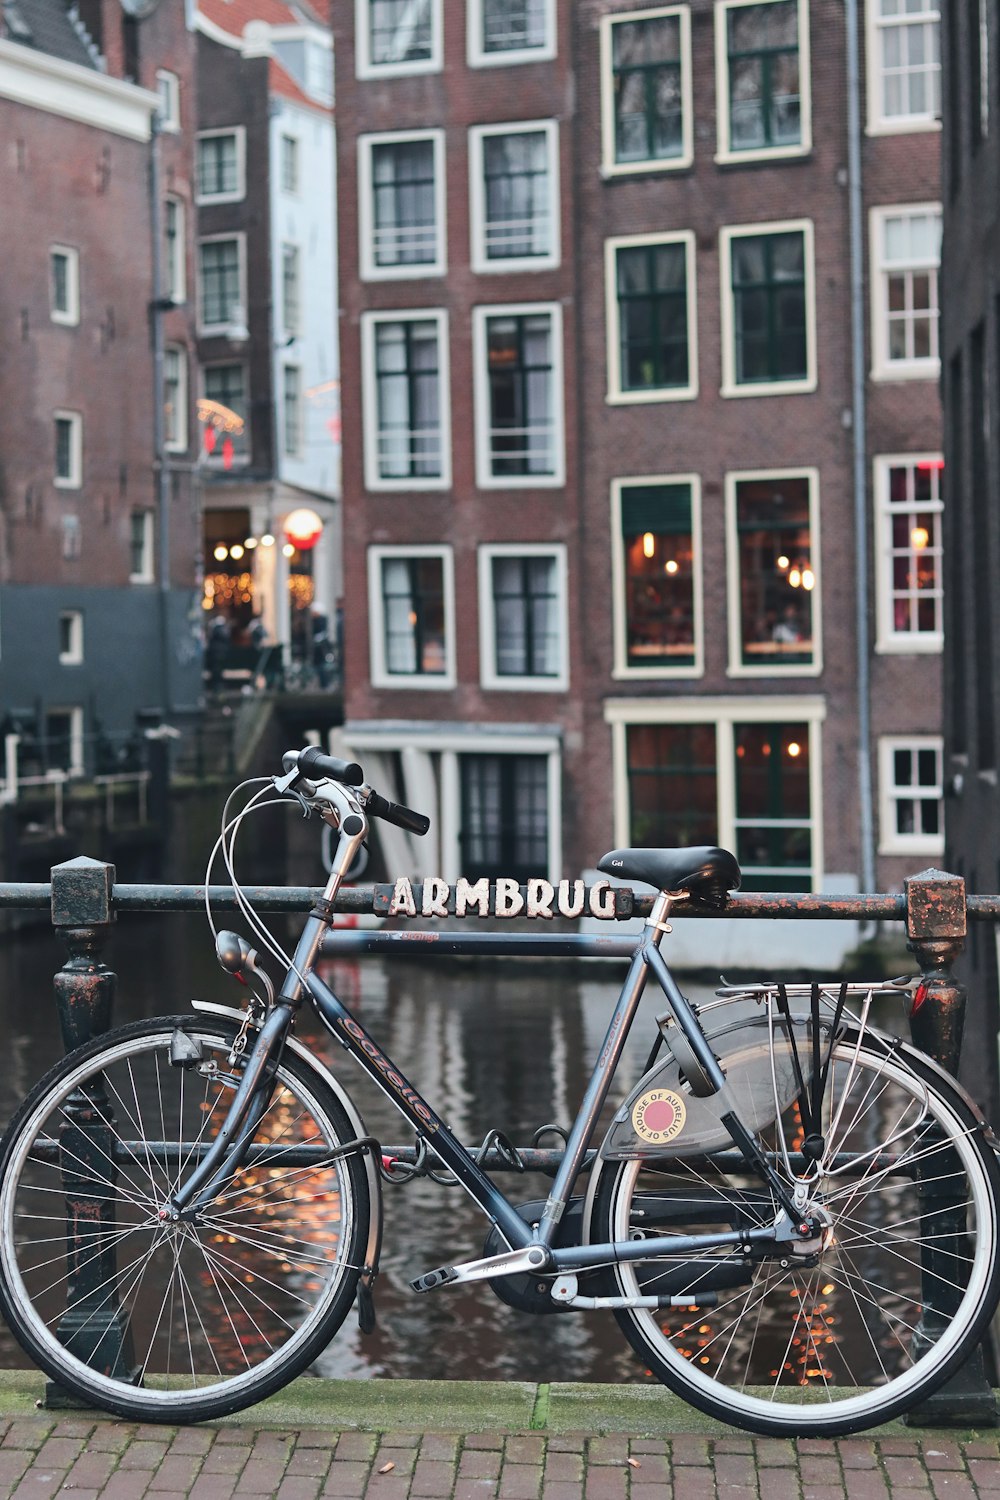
{"left": 645, "top": 889, "right": 683, "bottom": 946}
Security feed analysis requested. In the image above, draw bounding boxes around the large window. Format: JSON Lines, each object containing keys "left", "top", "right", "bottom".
{"left": 878, "top": 737, "right": 943, "bottom": 856}
{"left": 470, "top": 122, "right": 559, "bottom": 272}
{"left": 356, "top": 0, "right": 442, "bottom": 77}
{"left": 45, "top": 707, "right": 84, "bottom": 776}
{"left": 468, "top": 0, "right": 555, "bottom": 65}
{"left": 870, "top": 204, "right": 941, "bottom": 379}
{"left": 360, "top": 132, "right": 445, "bottom": 278}
{"left": 362, "top": 311, "right": 449, "bottom": 489}
{"left": 460, "top": 755, "right": 549, "bottom": 881}
{"left": 867, "top": 0, "right": 940, "bottom": 133}
{"left": 716, "top": 0, "right": 809, "bottom": 161}
{"left": 198, "top": 236, "right": 245, "bottom": 333}
{"left": 368, "top": 547, "right": 455, "bottom": 687}
{"left": 727, "top": 471, "right": 819, "bottom": 674}
{"left": 721, "top": 221, "right": 815, "bottom": 395}
{"left": 196, "top": 129, "right": 244, "bottom": 203}
{"left": 478, "top": 544, "right": 567, "bottom": 689}
{"left": 612, "top": 478, "right": 701, "bottom": 676}
{"left": 600, "top": 6, "right": 692, "bottom": 173}
{"left": 164, "top": 346, "right": 187, "bottom": 452}
{"left": 163, "top": 197, "right": 185, "bottom": 304}
{"left": 54, "top": 411, "right": 82, "bottom": 489}
{"left": 50, "top": 246, "right": 79, "bottom": 326}
{"left": 874, "top": 455, "right": 943, "bottom": 651}
{"left": 474, "top": 304, "right": 564, "bottom": 487}
{"left": 606, "top": 233, "right": 696, "bottom": 401}
{"left": 203, "top": 365, "right": 248, "bottom": 462}
{"left": 609, "top": 701, "right": 822, "bottom": 890}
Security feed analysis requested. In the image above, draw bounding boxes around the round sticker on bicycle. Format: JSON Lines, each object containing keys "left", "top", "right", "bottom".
{"left": 631, "top": 1088, "right": 686, "bottom": 1146}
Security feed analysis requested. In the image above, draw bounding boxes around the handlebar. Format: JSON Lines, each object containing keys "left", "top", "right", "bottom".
{"left": 282, "top": 747, "right": 430, "bottom": 837}
{"left": 365, "top": 791, "right": 431, "bottom": 837}
{"left": 292, "top": 746, "right": 364, "bottom": 785}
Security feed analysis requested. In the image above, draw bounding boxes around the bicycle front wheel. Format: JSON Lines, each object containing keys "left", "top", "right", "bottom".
{"left": 0, "top": 1016, "right": 371, "bottom": 1423}
{"left": 593, "top": 1035, "right": 1000, "bottom": 1436}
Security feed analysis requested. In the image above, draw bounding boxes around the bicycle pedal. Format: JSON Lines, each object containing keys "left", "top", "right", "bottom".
{"left": 410, "top": 1265, "right": 458, "bottom": 1293}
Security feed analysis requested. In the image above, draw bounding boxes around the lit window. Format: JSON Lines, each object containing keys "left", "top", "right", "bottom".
{"left": 606, "top": 233, "right": 696, "bottom": 400}
{"left": 600, "top": 7, "right": 692, "bottom": 173}
{"left": 470, "top": 122, "right": 559, "bottom": 271}
{"left": 203, "top": 365, "right": 249, "bottom": 462}
{"left": 878, "top": 737, "right": 943, "bottom": 855}
{"left": 722, "top": 222, "right": 815, "bottom": 394}
{"left": 50, "top": 247, "right": 79, "bottom": 326}
{"left": 363, "top": 313, "right": 449, "bottom": 488}
{"left": 54, "top": 412, "right": 82, "bottom": 488}
{"left": 728, "top": 472, "right": 819, "bottom": 673}
{"left": 870, "top": 204, "right": 941, "bottom": 378}
{"left": 868, "top": 0, "right": 940, "bottom": 132}
{"left": 478, "top": 545, "right": 567, "bottom": 688}
{"left": 613, "top": 479, "right": 700, "bottom": 674}
{"left": 368, "top": 547, "right": 455, "bottom": 687}
{"left": 474, "top": 304, "right": 564, "bottom": 487}
{"left": 874, "top": 455, "right": 943, "bottom": 651}
{"left": 717, "top": 0, "right": 810, "bottom": 160}
{"left": 360, "top": 132, "right": 445, "bottom": 277}
{"left": 196, "top": 130, "right": 245, "bottom": 203}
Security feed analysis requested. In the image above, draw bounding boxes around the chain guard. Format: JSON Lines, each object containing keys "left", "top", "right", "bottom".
{"left": 482, "top": 1200, "right": 588, "bottom": 1314}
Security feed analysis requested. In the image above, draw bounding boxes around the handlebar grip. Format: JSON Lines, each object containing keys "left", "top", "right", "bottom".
{"left": 366, "top": 791, "right": 431, "bottom": 837}
{"left": 296, "top": 746, "right": 365, "bottom": 786}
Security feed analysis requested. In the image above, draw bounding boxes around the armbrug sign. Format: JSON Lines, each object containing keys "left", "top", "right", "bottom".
{"left": 372, "top": 878, "right": 633, "bottom": 921}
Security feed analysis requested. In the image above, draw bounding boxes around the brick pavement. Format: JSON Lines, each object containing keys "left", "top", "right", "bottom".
{"left": 0, "top": 1415, "right": 999, "bottom": 1500}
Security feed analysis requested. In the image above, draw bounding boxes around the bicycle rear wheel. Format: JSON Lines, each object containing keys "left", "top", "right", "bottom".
{"left": 0, "top": 1016, "right": 371, "bottom": 1423}
{"left": 592, "top": 1033, "right": 1000, "bottom": 1436}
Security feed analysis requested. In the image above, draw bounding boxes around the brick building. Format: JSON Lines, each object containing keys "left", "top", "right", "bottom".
{"left": 335, "top": 0, "right": 942, "bottom": 964}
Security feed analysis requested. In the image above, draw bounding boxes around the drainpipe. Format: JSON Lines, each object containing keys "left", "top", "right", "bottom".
{"left": 845, "top": 0, "right": 876, "bottom": 895}
{"left": 149, "top": 113, "right": 173, "bottom": 718}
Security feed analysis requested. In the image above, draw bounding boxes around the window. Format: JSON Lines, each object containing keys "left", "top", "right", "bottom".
{"left": 50, "top": 246, "right": 79, "bottom": 326}
{"left": 874, "top": 455, "right": 943, "bottom": 651}
{"left": 605, "top": 232, "right": 697, "bottom": 402}
{"left": 163, "top": 197, "right": 185, "bottom": 304}
{"left": 282, "top": 244, "right": 301, "bottom": 337}
{"left": 156, "top": 69, "right": 180, "bottom": 130}
{"left": 600, "top": 6, "right": 692, "bottom": 174}
{"left": 469, "top": 122, "right": 559, "bottom": 272}
{"left": 198, "top": 236, "right": 245, "bottom": 333}
{"left": 164, "top": 346, "right": 187, "bottom": 452}
{"left": 282, "top": 366, "right": 302, "bottom": 458}
{"left": 129, "top": 509, "right": 154, "bottom": 582}
{"left": 478, "top": 544, "right": 568, "bottom": 690}
{"left": 726, "top": 470, "right": 820, "bottom": 674}
{"left": 606, "top": 698, "right": 823, "bottom": 891}
{"left": 867, "top": 0, "right": 940, "bottom": 134}
{"left": 45, "top": 707, "right": 84, "bottom": 776}
{"left": 460, "top": 755, "right": 549, "bottom": 881}
{"left": 721, "top": 221, "right": 815, "bottom": 395}
{"left": 58, "top": 611, "right": 83, "bottom": 665}
{"left": 356, "top": 0, "right": 442, "bottom": 77}
{"left": 281, "top": 134, "right": 300, "bottom": 194}
{"left": 716, "top": 0, "right": 810, "bottom": 161}
{"left": 196, "top": 129, "right": 245, "bottom": 203}
{"left": 870, "top": 204, "right": 941, "bottom": 379}
{"left": 474, "top": 304, "right": 564, "bottom": 487}
{"left": 359, "top": 131, "right": 445, "bottom": 278}
{"left": 368, "top": 546, "right": 455, "bottom": 687}
{"left": 612, "top": 477, "right": 702, "bottom": 676}
{"left": 469, "top": 0, "right": 555, "bottom": 66}
{"left": 878, "top": 736, "right": 943, "bottom": 855}
{"left": 62, "top": 515, "right": 81, "bottom": 561}
{"left": 54, "top": 411, "right": 82, "bottom": 488}
{"left": 203, "top": 364, "right": 249, "bottom": 461}
{"left": 362, "top": 311, "right": 450, "bottom": 490}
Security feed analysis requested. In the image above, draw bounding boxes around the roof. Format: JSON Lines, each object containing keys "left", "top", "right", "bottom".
{"left": 198, "top": 0, "right": 326, "bottom": 39}
{"left": 1, "top": 0, "right": 99, "bottom": 69}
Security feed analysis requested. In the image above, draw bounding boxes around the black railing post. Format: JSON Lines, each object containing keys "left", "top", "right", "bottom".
{"left": 903, "top": 867, "right": 998, "bottom": 1426}
{"left": 46, "top": 857, "right": 135, "bottom": 1403}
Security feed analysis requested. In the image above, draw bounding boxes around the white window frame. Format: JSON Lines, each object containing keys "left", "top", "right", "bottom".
{"left": 50, "top": 245, "right": 79, "bottom": 326}
{"left": 129, "top": 509, "right": 155, "bottom": 584}
{"left": 611, "top": 474, "right": 704, "bottom": 679}
{"left": 869, "top": 202, "right": 941, "bottom": 382}
{"left": 197, "top": 232, "right": 247, "bottom": 337}
{"left": 155, "top": 68, "right": 180, "bottom": 131}
{"left": 282, "top": 242, "right": 301, "bottom": 338}
{"left": 283, "top": 364, "right": 302, "bottom": 459}
{"left": 725, "top": 467, "right": 822, "bottom": 678}
{"left": 878, "top": 735, "right": 944, "bottom": 856}
{"left": 873, "top": 452, "right": 943, "bottom": 654}
{"left": 200, "top": 362, "right": 250, "bottom": 468}
{"left": 714, "top": 0, "right": 812, "bottom": 164}
{"left": 605, "top": 694, "right": 826, "bottom": 889}
{"left": 46, "top": 706, "right": 85, "bottom": 777}
{"left": 720, "top": 218, "right": 817, "bottom": 397}
{"left": 355, "top": 0, "right": 443, "bottom": 79}
{"left": 477, "top": 543, "right": 568, "bottom": 691}
{"left": 163, "top": 196, "right": 186, "bottom": 305}
{"left": 54, "top": 410, "right": 82, "bottom": 489}
{"left": 58, "top": 610, "right": 84, "bottom": 666}
{"left": 367, "top": 544, "right": 456, "bottom": 689}
{"left": 195, "top": 126, "right": 246, "bottom": 206}
{"left": 280, "top": 133, "right": 301, "bottom": 194}
{"left": 599, "top": 6, "right": 694, "bottom": 176}
{"left": 604, "top": 231, "right": 698, "bottom": 404}
{"left": 358, "top": 129, "right": 446, "bottom": 281}
{"left": 469, "top": 120, "right": 560, "bottom": 274}
{"left": 467, "top": 0, "right": 557, "bottom": 67}
{"left": 361, "top": 309, "right": 451, "bottom": 492}
{"left": 164, "top": 344, "right": 188, "bottom": 453}
{"left": 865, "top": 0, "right": 941, "bottom": 136}
{"left": 472, "top": 301, "right": 565, "bottom": 490}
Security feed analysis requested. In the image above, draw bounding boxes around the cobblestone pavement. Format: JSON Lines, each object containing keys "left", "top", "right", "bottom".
{"left": 1, "top": 1416, "right": 1000, "bottom": 1500}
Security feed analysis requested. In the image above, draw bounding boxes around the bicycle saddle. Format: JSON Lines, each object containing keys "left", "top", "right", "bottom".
{"left": 597, "top": 846, "right": 741, "bottom": 908}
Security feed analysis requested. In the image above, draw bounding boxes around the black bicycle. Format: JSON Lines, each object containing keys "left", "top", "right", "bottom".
{"left": 1, "top": 745, "right": 999, "bottom": 1436}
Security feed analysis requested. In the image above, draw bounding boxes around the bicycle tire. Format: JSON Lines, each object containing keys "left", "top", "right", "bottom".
{"left": 591, "top": 1032, "right": 1000, "bottom": 1436}
{"left": 0, "top": 1015, "right": 371, "bottom": 1423}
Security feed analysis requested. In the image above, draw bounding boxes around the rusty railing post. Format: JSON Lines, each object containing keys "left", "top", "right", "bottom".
{"left": 46, "top": 856, "right": 135, "bottom": 1404}
{"left": 903, "top": 867, "right": 998, "bottom": 1426}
